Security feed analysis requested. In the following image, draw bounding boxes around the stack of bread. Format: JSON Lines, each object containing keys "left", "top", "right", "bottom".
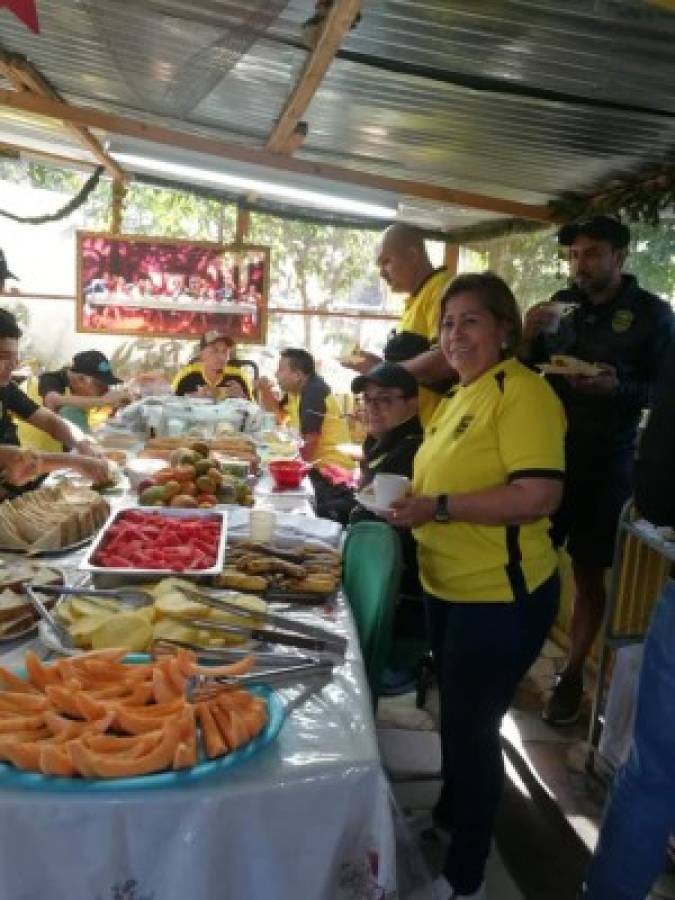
{"left": 0, "top": 562, "right": 62, "bottom": 639}
{"left": 0, "top": 485, "right": 109, "bottom": 554}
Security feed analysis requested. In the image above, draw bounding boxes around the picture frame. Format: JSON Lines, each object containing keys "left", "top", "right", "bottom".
{"left": 76, "top": 231, "right": 269, "bottom": 342}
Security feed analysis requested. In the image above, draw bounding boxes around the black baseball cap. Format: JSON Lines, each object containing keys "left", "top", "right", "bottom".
{"left": 558, "top": 215, "right": 631, "bottom": 250}
{"left": 70, "top": 350, "right": 121, "bottom": 386}
{"left": 0, "top": 249, "right": 18, "bottom": 282}
{"left": 351, "top": 362, "right": 418, "bottom": 398}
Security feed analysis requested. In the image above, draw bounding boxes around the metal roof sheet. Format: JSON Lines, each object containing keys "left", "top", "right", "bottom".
{"left": 1, "top": 0, "right": 675, "bottom": 229}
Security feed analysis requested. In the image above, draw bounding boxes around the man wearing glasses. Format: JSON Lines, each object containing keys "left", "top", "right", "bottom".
{"left": 351, "top": 362, "right": 426, "bottom": 691}
{"left": 351, "top": 362, "right": 423, "bottom": 587}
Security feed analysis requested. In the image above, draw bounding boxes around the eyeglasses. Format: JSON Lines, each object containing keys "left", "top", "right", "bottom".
{"left": 359, "top": 392, "right": 406, "bottom": 410}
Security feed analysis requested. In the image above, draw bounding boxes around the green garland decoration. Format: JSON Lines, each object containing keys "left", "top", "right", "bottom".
{"left": 0, "top": 166, "right": 104, "bottom": 224}
{"left": 549, "top": 157, "right": 675, "bottom": 226}
{"left": 443, "top": 217, "right": 552, "bottom": 245}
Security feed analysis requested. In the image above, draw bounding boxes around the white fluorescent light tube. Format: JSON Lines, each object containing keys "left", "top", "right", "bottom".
{"left": 113, "top": 153, "right": 398, "bottom": 220}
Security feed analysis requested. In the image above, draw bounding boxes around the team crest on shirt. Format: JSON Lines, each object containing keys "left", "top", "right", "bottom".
{"left": 452, "top": 414, "right": 474, "bottom": 439}
{"left": 612, "top": 309, "right": 634, "bottom": 333}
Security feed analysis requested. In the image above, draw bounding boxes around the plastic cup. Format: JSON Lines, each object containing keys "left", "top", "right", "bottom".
{"left": 373, "top": 473, "right": 410, "bottom": 508}
{"left": 541, "top": 301, "right": 577, "bottom": 335}
{"left": 249, "top": 508, "right": 276, "bottom": 543}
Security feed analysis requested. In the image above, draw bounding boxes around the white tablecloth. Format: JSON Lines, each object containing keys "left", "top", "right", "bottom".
{"left": 0, "top": 534, "right": 397, "bottom": 900}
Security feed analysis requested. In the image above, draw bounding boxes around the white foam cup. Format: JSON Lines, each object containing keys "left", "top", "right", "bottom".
{"left": 373, "top": 473, "right": 410, "bottom": 508}
{"left": 249, "top": 508, "right": 276, "bottom": 543}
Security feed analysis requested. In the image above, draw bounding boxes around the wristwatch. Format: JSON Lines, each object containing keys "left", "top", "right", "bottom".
{"left": 433, "top": 494, "right": 451, "bottom": 523}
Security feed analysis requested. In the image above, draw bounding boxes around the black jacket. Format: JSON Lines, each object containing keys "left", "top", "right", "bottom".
{"left": 635, "top": 341, "right": 675, "bottom": 527}
{"left": 351, "top": 415, "right": 424, "bottom": 595}
{"left": 530, "top": 275, "right": 674, "bottom": 456}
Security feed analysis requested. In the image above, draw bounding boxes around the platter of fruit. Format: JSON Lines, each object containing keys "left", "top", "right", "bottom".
{"left": 82, "top": 508, "right": 227, "bottom": 576}
{"left": 134, "top": 443, "right": 253, "bottom": 509}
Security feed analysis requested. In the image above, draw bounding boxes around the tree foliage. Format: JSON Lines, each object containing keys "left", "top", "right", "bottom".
{"left": 249, "top": 213, "right": 381, "bottom": 348}
{"left": 474, "top": 223, "right": 675, "bottom": 310}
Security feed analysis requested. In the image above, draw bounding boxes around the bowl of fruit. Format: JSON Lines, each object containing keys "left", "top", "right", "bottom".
{"left": 135, "top": 442, "right": 253, "bottom": 509}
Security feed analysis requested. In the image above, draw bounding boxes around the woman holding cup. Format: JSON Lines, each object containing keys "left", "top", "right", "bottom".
{"left": 390, "top": 272, "right": 566, "bottom": 900}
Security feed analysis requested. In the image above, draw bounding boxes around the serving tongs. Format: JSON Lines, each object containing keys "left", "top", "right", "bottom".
{"left": 186, "top": 660, "right": 335, "bottom": 702}
{"left": 175, "top": 588, "right": 347, "bottom": 658}
{"left": 152, "top": 637, "right": 336, "bottom": 669}
{"left": 26, "top": 585, "right": 75, "bottom": 650}
{"left": 34, "top": 583, "right": 153, "bottom": 608}
{"left": 183, "top": 588, "right": 347, "bottom": 656}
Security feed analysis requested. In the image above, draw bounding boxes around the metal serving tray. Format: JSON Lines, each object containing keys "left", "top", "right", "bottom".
{"left": 80, "top": 506, "right": 228, "bottom": 584}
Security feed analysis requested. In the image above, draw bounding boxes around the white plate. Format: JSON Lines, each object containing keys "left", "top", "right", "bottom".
{"left": 354, "top": 490, "right": 392, "bottom": 517}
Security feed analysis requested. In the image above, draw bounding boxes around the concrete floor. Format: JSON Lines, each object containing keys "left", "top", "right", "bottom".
{"left": 379, "top": 639, "right": 675, "bottom": 900}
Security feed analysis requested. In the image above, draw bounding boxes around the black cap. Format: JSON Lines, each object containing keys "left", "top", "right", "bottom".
{"left": 70, "top": 350, "right": 121, "bottom": 386}
{"left": 558, "top": 215, "right": 630, "bottom": 250}
{"left": 351, "top": 362, "right": 418, "bottom": 398}
{"left": 0, "top": 249, "right": 18, "bottom": 282}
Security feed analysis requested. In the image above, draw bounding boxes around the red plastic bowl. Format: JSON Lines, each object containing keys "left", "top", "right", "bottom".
{"left": 268, "top": 460, "right": 309, "bottom": 489}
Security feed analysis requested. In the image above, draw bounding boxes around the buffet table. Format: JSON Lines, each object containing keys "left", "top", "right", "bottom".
{"left": 0, "top": 492, "right": 397, "bottom": 898}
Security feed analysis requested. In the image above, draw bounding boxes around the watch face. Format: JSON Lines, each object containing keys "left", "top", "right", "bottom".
{"left": 434, "top": 494, "right": 450, "bottom": 522}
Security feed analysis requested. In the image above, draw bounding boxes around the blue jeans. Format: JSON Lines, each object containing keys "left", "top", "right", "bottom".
{"left": 425, "top": 573, "right": 560, "bottom": 894}
{"left": 584, "top": 578, "right": 675, "bottom": 899}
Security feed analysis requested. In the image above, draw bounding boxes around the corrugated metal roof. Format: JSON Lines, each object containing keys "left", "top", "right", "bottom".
{"left": 1, "top": 0, "right": 675, "bottom": 228}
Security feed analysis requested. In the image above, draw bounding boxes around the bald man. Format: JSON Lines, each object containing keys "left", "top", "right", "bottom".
{"left": 353, "top": 224, "right": 454, "bottom": 424}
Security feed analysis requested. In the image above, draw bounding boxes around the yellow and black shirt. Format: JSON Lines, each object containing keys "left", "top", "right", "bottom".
{"left": 285, "top": 375, "right": 355, "bottom": 470}
{"left": 172, "top": 363, "right": 252, "bottom": 399}
{"left": 15, "top": 369, "right": 102, "bottom": 451}
{"left": 0, "top": 381, "right": 39, "bottom": 446}
{"left": 383, "top": 267, "right": 451, "bottom": 426}
{"left": 413, "top": 357, "right": 566, "bottom": 603}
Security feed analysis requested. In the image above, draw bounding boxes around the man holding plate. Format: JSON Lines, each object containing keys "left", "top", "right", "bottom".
{"left": 521, "top": 215, "right": 674, "bottom": 726}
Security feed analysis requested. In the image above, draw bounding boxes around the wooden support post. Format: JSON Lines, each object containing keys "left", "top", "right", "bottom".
{"left": 444, "top": 243, "right": 460, "bottom": 276}
{"left": 111, "top": 178, "right": 126, "bottom": 234}
{"left": 235, "top": 205, "right": 250, "bottom": 243}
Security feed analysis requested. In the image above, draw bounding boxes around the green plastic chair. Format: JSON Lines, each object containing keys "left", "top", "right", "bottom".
{"left": 342, "top": 521, "right": 403, "bottom": 705}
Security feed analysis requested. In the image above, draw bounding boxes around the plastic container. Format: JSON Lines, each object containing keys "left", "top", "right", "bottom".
{"left": 249, "top": 508, "right": 276, "bottom": 543}
{"left": 80, "top": 506, "right": 228, "bottom": 583}
{"left": 268, "top": 460, "right": 310, "bottom": 490}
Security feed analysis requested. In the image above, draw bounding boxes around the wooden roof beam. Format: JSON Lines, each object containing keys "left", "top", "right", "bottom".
{"left": 0, "top": 139, "right": 97, "bottom": 170}
{"left": 0, "top": 88, "right": 555, "bottom": 223}
{"left": 3, "top": 55, "right": 125, "bottom": 181}
{"left": 266, "top": 0, "right": 361, "bottom": 154}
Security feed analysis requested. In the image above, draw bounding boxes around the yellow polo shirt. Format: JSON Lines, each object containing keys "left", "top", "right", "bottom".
{"left": 399, "top": 268, "right": 449, "bottom": 339}
{"left": 396, "top": 267, "right": 450, "bottom": 426}
{"left": 286, "top": 389, "right": 355, "bottom": 470}
{"left": 172, "top": 363, "right": 253, "bottom": 399}
{"left": 413, "top": 357, "right": 566, "bottom": 603}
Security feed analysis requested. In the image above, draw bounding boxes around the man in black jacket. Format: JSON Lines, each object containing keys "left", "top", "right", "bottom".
{"left": 350, "top": 361, "right": 424, "bottom": 595}
{"left": 582, "top": 340, "right": 675, "bottom": 899}
{"left": 522, "top": 216, "right": 674, "bottom": 724}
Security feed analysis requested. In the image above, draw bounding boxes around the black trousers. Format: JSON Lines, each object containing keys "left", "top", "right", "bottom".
{"left": 425, "top": 573, "right": 560, "bottom": 894}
